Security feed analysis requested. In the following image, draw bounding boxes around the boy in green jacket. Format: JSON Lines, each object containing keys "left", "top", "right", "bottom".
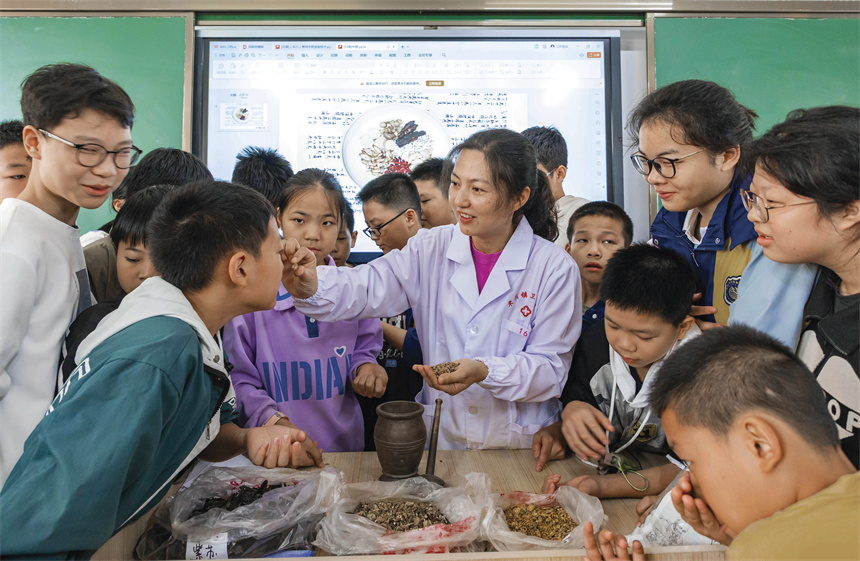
{"left": 0, "top": 179, "right": 315, "bottom": 559}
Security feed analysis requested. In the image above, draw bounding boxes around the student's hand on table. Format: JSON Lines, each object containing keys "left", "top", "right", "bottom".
{"left": 541, "top": 473, "right": 601, "bottom": 496}
{"left": 282, "top": 238, "right": 318, "bottom": 299}
{"left": 583, "top": 521, "right": 645, "bottom": 561}
{"left": 413, "top": 359, "right": 488, "bottom": 396}
{"left": 532, "top": 421, "right": 566, "bottom": 471}
{"left": 560, "top": 401, "right": 613, "bottom": 461}
{"left": 353, "top": 362, "right": 388, "bottom": 398}
{"left": 634, "top": 494, "right": 659, "bottom": 526}
{"left": 670, "top": 471, "right": 735, "bottom": 546}
{"left": 691, "top": 293, "right": 722, "bottom": 332}
{"left": 246, "top": 424, "right": 308, "bottom": 469}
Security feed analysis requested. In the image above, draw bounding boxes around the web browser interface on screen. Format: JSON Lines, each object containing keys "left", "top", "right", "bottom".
{"left": 204, "top": 37, "right": 613, "bottom": 254}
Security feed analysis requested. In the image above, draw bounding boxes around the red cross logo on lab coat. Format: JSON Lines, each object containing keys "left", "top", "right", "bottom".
{"left": 520, "top": 305, "right": 532, "bottom": 317}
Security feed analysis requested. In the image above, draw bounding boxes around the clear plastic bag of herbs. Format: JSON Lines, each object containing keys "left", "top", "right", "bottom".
{"left": 134, "top": 465, "right": 338, "bottom": 559}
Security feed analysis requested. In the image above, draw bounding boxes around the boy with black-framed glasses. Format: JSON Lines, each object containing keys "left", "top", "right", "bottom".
{"left": 354, "top": 172, "right": 425, "bottom": 450}
{"left": 0, "top": 63, "right": 137, "bottom": 484}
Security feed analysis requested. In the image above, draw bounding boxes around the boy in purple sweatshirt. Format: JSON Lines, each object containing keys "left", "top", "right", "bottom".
{"left": 225, "top": 169, "right": 386, "bottom": 456}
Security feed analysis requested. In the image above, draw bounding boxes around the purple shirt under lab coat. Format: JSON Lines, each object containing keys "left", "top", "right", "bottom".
{"left": 224, "top": 275, "right": 383, "bottom": 452}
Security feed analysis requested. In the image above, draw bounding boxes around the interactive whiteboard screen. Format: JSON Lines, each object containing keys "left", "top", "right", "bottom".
{"left": 196, "top": 28, "right": 623, "bottom": 256}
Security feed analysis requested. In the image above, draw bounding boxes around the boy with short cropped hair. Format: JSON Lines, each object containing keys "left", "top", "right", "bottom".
{"left": 357, "top": 172, "right": 422, "bottom": 254}
{"left": 82, "top": 147, "right": 213, "bottom": 297}
{"left": 566, "top": 201, "right": 634, "bottom": 330}
{"left": 0, "top": 64, "right": 138, "bottom": 485}
{"left": 331, "top": 197, "right": 358, "bottom": 267}
{"left": 0, "top": 180, "right": 311, "bottom": 557}
{"left": 60, "top": 184, "right": 171, "bottom": 383}
{"left": 0, "top": 120, "right": 31, "bottom": 201}
{"left": 355, "top": 173, "right": 424, "bottom": 448}
{"left": 651, "top": 326, "right": 858, "bottom": 561}
{"left": 232, "top": 145, "right": 294, "bottom": 206}
{"left": 535, "top": 245, "right": 699, "bottom": 497}
{"left": 410, "top": 157, "right": 455, "bottom": 228}
{"left": 522, "top": 126, "right": 589, "bottom": 250}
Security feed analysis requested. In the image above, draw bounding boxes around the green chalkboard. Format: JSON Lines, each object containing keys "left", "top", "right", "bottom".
{"left": 654, "top": 17, "right": 860, "bottom": 133}
{"left": 0, "top": 16, "right": 187, "bottom": 233}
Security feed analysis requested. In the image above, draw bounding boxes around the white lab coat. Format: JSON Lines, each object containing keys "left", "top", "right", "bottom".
{"left": 293, "top": 218, "right": 582, "bottom": 449}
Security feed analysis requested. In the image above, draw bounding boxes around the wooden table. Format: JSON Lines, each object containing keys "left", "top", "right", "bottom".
{"left": 95, "top": 449, "right": 727, "bottom": 561}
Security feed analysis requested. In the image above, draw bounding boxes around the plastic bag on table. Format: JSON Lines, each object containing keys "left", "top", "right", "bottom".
{"left": 483, "top": 486, "right": 606, "bottom": 551}
{"left": 134, "top": 466, "right": 340, "bottom": 559}
{"left": 626, "top": 470, "right": 718, "bottom": 547}
{"left": 313, "top": 471, "right": 490, "bottom": 555}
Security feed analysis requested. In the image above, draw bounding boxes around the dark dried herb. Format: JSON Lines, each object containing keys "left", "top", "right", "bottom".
{"left": 353, "top": 499, "right": 449, "bottom": 532}
{"left": 395, "top": 120, "right": 427, "bottom": 147}
{"left": 189, "top": 480, "right": 285, "bottom": 518}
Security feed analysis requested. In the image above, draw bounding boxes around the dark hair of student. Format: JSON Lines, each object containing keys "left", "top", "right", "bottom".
{"left": 627, "top": 79, "right": 758, "bottom": 157}
{"left": 567, "top": 201, "right": 634, "bottom": 246}
{"left": 109, "top": 184, "right": 174, "bottom": 249}
{"left": 600, "top": 243, "right": 695, "bottom": 326}
{"left": 650, "top": 325, "right": 840, "bottom": 451}
{"left": 232, "top": 146, "right": 294, "bottom": 206}
{"left": 148, "top": 180, "right": 274, "bottom": 292}
{"left": 521, "top": 126, "right": 568, "bottom": 171}
{"left": 274, "top": 168, "right": 346, "bottom": 230}
{"left": 113, "top": 148, "right": 212, "bottom": 203}
{"left": 0, "top": 120, "right": 25, "bottom": 150}
{"left": 342, "top": 197, "right": 356, "bottom": 234}
{"left": 410, "top": 157, "right": 449, "bottom": 195}
{"left": 743, "top": 106, "right": 860, "bottom": 241}
{"left": 357, "top": 172, "right": 422, "bottom": 222}
{"left": 20, "top": 63, "right": 135, "bottom": 131}
{"left": 451, "top": 128, "right": 558, "bottom": 242}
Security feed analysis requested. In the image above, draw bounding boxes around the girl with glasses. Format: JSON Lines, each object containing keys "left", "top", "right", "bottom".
{"left": 282, "top": 128, "right": 580, "bottom": 450}
{"left": 743, "top": 106, "right": 860, "bottom": 469}
{"left": 628, "top": 79, "right": 815, "bottom": 347}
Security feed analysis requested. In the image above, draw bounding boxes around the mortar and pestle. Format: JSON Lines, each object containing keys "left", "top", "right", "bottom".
{"left": 374, "top": 398, "right": 445, "bottom": 486}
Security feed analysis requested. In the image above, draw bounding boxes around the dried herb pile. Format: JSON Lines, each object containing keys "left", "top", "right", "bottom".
{"left": 353, "top": 499, "right": 449, "bottom": 532}
{"left": 190, "top": 480, "right": 285, "bottom": 517}
{"left": 430, "top": 362, "right": 458, "bottom": 377}
{"left": 503, "top": 504, "right": 576, "bottom": 541}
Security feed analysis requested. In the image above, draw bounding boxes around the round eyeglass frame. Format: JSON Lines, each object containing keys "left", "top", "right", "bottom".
{"left": 39, "top": 129, "right": 142, "bottom": 169}
{"left": 739, "top": 188, "right": 816, "bottom": 223}
{"left": 629, "top": 148, "right": 706, "bottom": 179}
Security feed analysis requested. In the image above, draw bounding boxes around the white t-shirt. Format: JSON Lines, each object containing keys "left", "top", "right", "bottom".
{"left": 0, "top": 199, "right": 91, "bottom": 485}
{"left": 553, "top": 194, "right": 590, "bottom": 251}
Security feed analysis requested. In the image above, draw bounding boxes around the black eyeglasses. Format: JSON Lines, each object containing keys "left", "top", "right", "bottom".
{"left": 740, "top": 188, "right": 816, "bottom": 223}
{"left": 630, "top": 148, "right": 706, "bottom": 179}
{"left": 363, "top": 208, "right": 409, "bottom": 239}
{"left": 39, "top": 129, "right": 142, "bottom": 169}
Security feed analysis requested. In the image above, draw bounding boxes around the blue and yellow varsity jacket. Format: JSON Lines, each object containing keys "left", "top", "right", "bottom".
{"left": 650, "top": 173, "right": 755, "bottom": 325}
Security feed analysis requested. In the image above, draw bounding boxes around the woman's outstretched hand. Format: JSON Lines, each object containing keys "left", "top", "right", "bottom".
{"left": 281, "top": 238, "right": 319, "bottom": 299}
{"left": 414, "top": 359, "right": 489, "bottom": 396}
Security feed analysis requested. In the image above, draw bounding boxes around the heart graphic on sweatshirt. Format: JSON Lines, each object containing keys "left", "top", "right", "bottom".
{"left": 334, "top": 346, "right": 346, "bottom": 357}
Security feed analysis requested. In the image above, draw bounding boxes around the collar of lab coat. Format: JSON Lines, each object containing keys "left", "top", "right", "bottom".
{"left": 446, "top": 217, "right": 534, "bottom": 311}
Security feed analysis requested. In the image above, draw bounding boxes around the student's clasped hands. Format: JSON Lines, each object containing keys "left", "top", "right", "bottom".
{"left": 245, "top": 424, "right": 322, "bottom": 469}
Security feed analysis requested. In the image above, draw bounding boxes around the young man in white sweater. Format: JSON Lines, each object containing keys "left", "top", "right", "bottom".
{"left": 0, "top": 63, "right": 140, "bottom": 485}
{"left": 522, "top": 126, "right": 589, "bottom": 251}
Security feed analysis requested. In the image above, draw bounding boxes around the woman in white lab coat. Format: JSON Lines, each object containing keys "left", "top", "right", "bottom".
{"left": 284, "top": 128, "right": 582, "bottom": 449}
